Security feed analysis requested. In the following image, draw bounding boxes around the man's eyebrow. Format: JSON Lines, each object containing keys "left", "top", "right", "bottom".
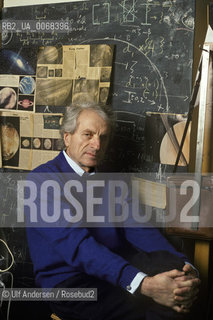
{"left": 81, "top": 129, "right": 109, "bottom": 137}
{"left": 82, "top": 129, "right": 94, "bottom": 133}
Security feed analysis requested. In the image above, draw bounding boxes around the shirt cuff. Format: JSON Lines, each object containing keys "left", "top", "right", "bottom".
{"left": 126, "top": 272, "right": 147, "bottom": 294}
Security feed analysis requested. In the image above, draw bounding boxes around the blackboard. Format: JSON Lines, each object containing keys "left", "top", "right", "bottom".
{"left": 0, "top": 171, "right": 34, "bottom": 288}
{"left": 2, "top": 0, "right": 195, "bottom": 171}
{"left": 0, "top": 170, "right": 51, "bottom": 318}
{"left": 0, "top": 1, "right": 196, "bottom": 308}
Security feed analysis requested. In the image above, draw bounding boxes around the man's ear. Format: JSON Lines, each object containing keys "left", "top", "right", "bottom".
{"left": 63, "top": 132, "right": 71, "bottom": 147}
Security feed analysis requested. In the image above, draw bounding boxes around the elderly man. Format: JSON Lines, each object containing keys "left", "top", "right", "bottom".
{"left": 26, "top": 103, "right": 200, "bottom": 320}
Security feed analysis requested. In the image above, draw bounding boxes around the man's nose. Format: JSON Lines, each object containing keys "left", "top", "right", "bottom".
{"left": 91, "top": 136, "right": 100, "bottom": 150}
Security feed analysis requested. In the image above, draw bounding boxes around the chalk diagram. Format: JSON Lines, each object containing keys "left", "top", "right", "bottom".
{"left": 1, "top": 30, "right": 13, "bottom": 46}
{"left": 80, "top": 37, "right": 168, "bottom": 171}
{"left": 81, "top": 37, "right": 168, "bottom": 113}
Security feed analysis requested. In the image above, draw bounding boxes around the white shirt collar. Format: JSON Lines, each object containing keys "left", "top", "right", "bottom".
{"left": 63, "top": 150, "right": 95, "bottom": 176}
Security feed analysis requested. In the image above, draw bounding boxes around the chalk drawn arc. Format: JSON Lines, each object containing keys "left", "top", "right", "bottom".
{"left": 80, "top": 37, "right": 169, "bottom": 113}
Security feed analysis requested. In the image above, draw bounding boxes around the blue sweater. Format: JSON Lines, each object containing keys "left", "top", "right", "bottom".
{"left": 26, "top": 151, "right": 187, "bottom": 290}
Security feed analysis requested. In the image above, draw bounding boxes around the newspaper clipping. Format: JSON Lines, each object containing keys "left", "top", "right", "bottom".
{"left": 0, "top": 74, "right": 36, "bottom": 112}
{"left": 36, "top": 44, "right": 113, "bottom": 110}
{"left": 31, "top": 113, "right": 63, "bottom": 168}
{"left": 0, "top": 111, "right": 63, "bottom": 170}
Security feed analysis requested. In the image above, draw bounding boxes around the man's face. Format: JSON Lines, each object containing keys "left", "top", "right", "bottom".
{"left": 64, "top": 109, "right": 110, "bottom": 172}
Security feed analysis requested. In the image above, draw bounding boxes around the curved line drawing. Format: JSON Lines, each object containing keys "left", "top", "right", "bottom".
{"left": 2, "top": 30, "right": 13, "bottom": 46}
{"left": 176, "top": 28, "right": 193, "bottom": 32}
{"left": 80, "top": 37, "right": 169, "bottom": 111}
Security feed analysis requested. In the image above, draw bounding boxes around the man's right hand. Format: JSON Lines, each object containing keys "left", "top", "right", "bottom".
{"left": 140, "top": 269, "right": 199, "bottom": 313}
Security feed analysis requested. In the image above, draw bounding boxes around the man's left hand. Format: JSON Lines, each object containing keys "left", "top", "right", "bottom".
{"left": 173, "top": 264, "right": 200, "bottom": 311}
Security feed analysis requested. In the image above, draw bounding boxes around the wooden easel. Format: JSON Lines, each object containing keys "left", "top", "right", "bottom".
{"left": 137, "top": 27, "right": 213, "bottom": 299}
{"left": 174, "top": 26, "right": 213, "bottom": 287}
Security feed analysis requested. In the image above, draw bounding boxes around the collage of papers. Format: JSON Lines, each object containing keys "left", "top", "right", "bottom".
{"left": 0, "top": 44, "right": 113, "bottom": 170}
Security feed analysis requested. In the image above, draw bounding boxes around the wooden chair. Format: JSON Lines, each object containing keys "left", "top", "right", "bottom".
{"left": 50, "top": 312, "right": 79, "bottom": 320}
{"left": 51, "top": 314, "right": 62, "bottom": 320}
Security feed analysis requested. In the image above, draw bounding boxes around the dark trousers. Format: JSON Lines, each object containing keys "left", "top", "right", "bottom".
{"left": 49, "top": 250, "right": 191, "bottom": 320}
